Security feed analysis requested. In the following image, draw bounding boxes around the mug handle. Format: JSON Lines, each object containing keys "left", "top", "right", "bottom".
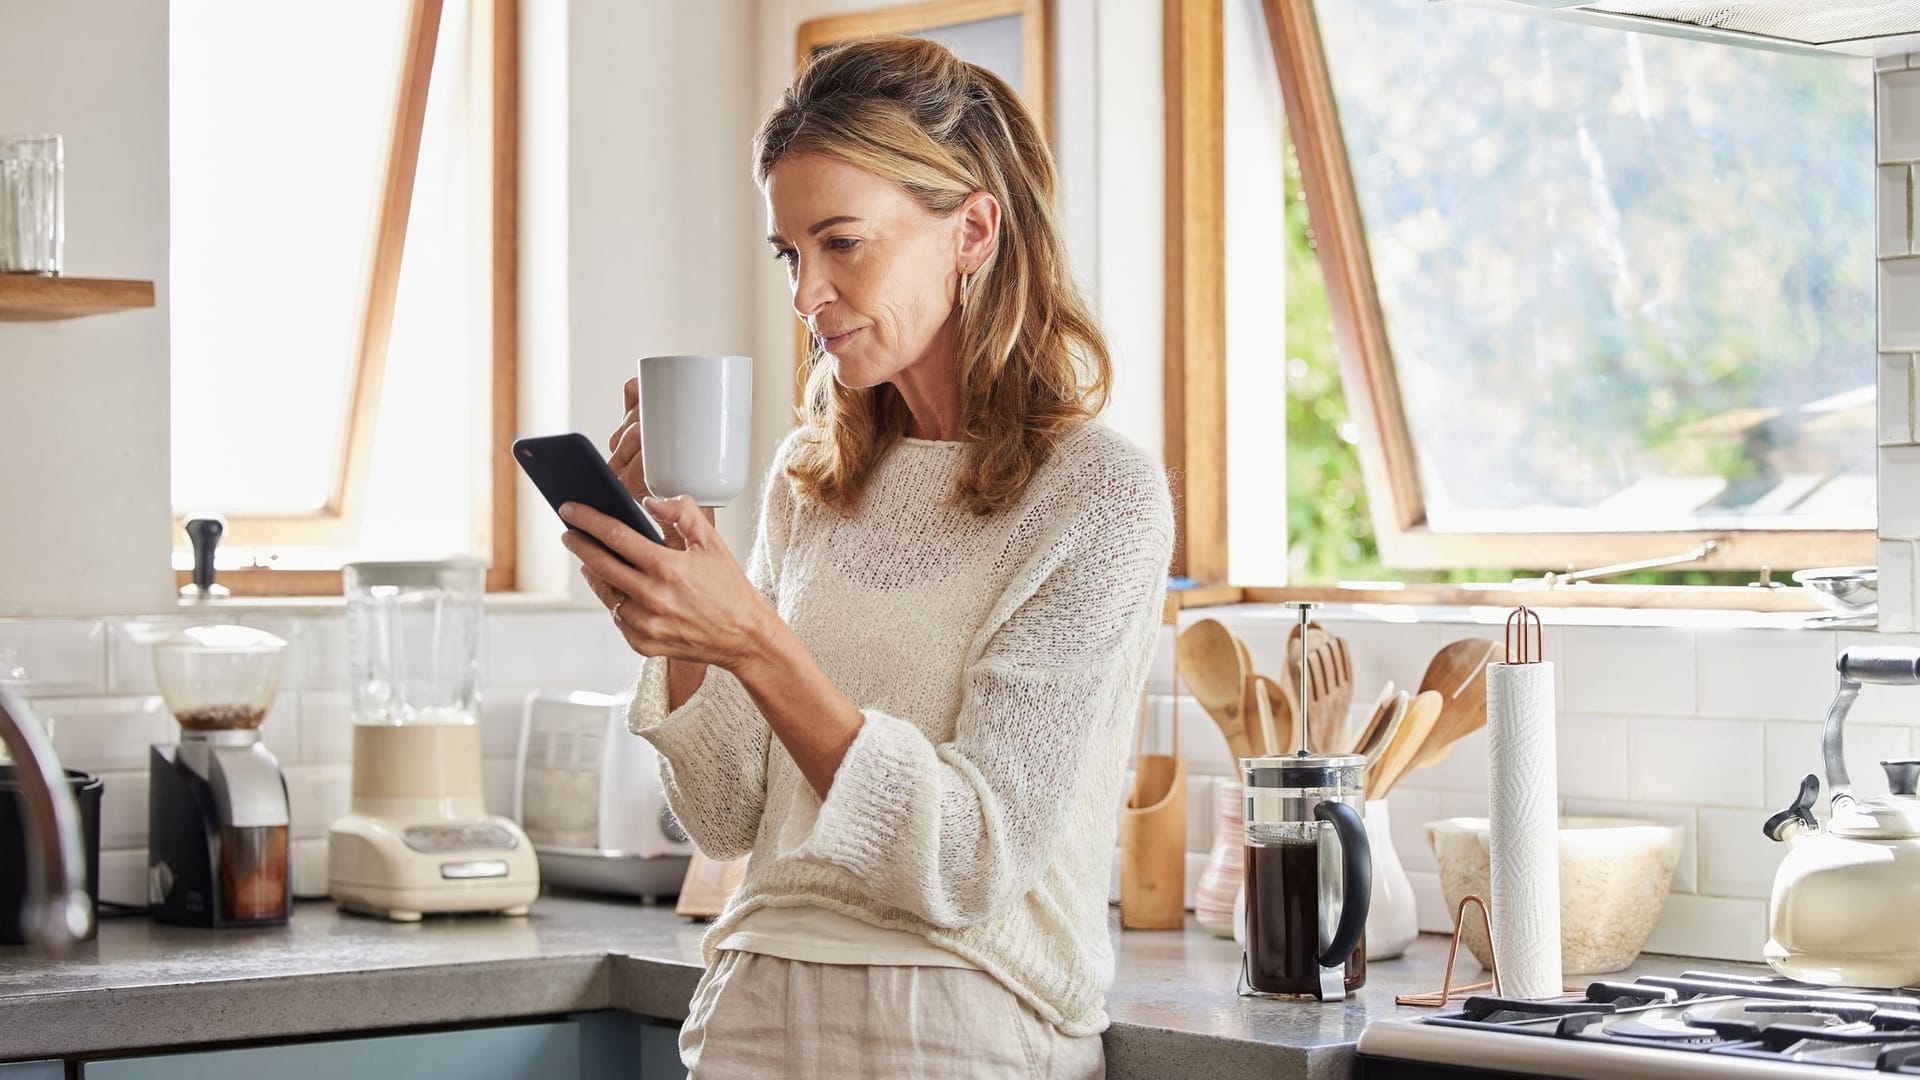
{"left": 1314, "top": 800, "right": 1371, "bottom": 968}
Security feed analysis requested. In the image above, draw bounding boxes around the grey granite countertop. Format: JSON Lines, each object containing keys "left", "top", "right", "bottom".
{"left": 0, "top": 894, "right": 1764, "bottom": 1079}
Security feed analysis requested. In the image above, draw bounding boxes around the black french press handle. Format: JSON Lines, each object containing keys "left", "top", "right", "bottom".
{"left": 1315, "top": 800, "right": 1371, "bottom": 969}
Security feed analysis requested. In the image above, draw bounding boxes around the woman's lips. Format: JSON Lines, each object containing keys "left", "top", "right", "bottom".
{"left": 818, "top": 326, "right": 863, "bottom": 351}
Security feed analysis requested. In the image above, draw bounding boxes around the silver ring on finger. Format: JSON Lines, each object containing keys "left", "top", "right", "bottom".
{"left": 610, "top": 598, "right": 625, "bottom": 624}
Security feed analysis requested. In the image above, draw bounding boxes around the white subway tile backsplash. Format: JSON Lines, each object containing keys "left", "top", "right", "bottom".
{"left": 1881, "top": 544, "right": 1920, "bottom": 634}
{"left": 287, "top": 617, "right": 347, "bottom": 691}
{"left": 484, "top": 611, "right": 629, "bottom": 689}
{"left": 1408, "top": 726, "right": 1489, "bottom": 795}
{"left": 1881, "top": 259, "right": 1920, "bottom": 351}
{"left": 106, "top": 617, "right": 203, "bottom": 694}
{"left": 298, "top": 691, "right": 353, "bottom": 764}
{"left": 96, "top": 770, "right": 147, "bottom": 850}
{"left": 1836, "top": 630, "right": 1920, "bottom": 723}
{"left": 1696, "top": 629, "right": 1838, "bottom": 722}
{"left": 1882, "top": 168, "right": 1913, "bottom": 257}
{"left": 1437, "top": 789, "right": 1489, "bottom": 821}
{"left": 1765, "top": 719, "right": 1911, "bottom": 809}
{"left": 1881, "top": 445, "right": 1920, "bottom": 539}
{"left": 0, "top": 619, "right": 105, "bottom": 695}
{"left": 1145, "top": 694, "right": 1234, "bottom": 775}
{"left": 1563, "top": 798, "right": 1699, "bottom": 895}
{"left": 1643, "top": 893, "right": 1767, "bottom": 962}
{"left": 480, "top": 686, "right": 539, "bottom": 758}
{"left": 260, "top": 692, "right": 300, "bottom": 766}
{"left": 1627, "top": 716, "right": 1763, "bottom": 808}
{"left": 1384, "top": 787, "right": 1441, "bottom": 873}
{"left": 286, "top": 765, "right": 352, "bottom": 839}
{"left": 1407, "top": 869, "right": 1455, "bottom": 936}
{"left": 1698, "top": 807, "right": 1784, "bottom": 900}
{"left": 42, "top": 695, "right": 172, "bottom": 773}
{"left": 1882, "top": 354, "right": 1916, "bottom": 444}
{"left": 1148, "top": 625, "right": 1174, "bottom": 695}
{"left": 292, "top": 838, "right": 329, "bottom": 898}
{"left": 1562, "top": 627, "right": 1695, "bottom": 716}
{"left": 1555, "top": 713, "right": 1630, "bottom": 801}
{"left": 95, "top": 848, "right": 149, "bottom": 907}
{"left": 1885, "top": 69, "right": 1920, "bottom": 162}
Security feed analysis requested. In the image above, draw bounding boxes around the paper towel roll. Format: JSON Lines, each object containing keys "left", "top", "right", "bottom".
{"left": 1486, "top": 660, "right": 1561, "bottom": 999}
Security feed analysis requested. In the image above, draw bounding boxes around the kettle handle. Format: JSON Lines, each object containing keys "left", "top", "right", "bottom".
{"left": 1315, "top": 800, "right": 1371, "bottom": 968}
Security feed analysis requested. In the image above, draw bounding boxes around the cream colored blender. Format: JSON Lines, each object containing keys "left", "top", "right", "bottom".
{"left": 326, "top": 558, "right": 537, "bottom": 921}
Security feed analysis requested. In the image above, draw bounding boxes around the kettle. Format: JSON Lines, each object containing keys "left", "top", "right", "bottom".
{"left": 1764, "top": 647, "right": 1920, "bottom": 987}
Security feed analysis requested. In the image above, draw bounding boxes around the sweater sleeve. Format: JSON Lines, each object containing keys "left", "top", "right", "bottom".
{"left": 794, "top": 454, "right": 1175, "bottom": 928}
{"left": 625, "top": 440, "right": 796, "bottom": 861}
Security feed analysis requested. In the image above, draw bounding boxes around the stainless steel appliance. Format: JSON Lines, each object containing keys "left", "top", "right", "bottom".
{"left": 1356, "top": 970, "right": 1920, "bottom": 1078}
{"left": 513, "top": 690, "right": 691, "bottom": 900}
{"left": 146, "top": 625, "right": 292, "bottom": 928}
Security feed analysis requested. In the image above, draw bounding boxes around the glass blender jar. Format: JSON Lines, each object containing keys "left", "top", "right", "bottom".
{"left": 328, "top": 558, "right": 537, "bottom": 920}
{"left": 147, "top": 624, "right": 292, "bottom": 927}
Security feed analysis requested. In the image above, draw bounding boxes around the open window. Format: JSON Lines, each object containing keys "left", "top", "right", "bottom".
{"left": 1177, "top": 0, "right": 1877, "bottom": 604}
{"left": 168, "top": 0, "right": 518, "bottom": 595}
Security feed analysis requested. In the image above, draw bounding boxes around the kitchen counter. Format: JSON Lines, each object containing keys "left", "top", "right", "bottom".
{"left": 0, "top": 894, "right": 1766, "bottom": 1079}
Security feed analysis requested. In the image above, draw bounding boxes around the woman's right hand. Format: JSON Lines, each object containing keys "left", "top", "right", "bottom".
{"left": 608, "top": 377, "right": 693, "bottom": 552}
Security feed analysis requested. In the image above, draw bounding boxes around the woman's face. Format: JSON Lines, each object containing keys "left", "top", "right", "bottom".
{"left": 765, "top": 153, "right": 983, "bottom": 389}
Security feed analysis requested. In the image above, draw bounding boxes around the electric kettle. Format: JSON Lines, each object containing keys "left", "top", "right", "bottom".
{"left": 1764, "top": 646, "right": 1920, "bottom": 987}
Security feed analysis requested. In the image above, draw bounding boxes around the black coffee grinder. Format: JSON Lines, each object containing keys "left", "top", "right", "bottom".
{"left": 147, "top": 625, "right": 292, "bottom": 927}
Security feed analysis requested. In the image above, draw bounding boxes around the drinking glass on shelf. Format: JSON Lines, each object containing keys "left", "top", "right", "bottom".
{"left": 0, "top": 135, "right": 63, "bottom": 275}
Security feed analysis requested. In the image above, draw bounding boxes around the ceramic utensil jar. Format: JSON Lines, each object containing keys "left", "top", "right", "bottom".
{"left": 1241, "top": 753, "right": 1371, "bottom": 1001}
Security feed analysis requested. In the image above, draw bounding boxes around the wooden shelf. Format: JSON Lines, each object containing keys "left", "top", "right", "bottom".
{"left": 0, "top": 275, "right": 155, "bottom": 321}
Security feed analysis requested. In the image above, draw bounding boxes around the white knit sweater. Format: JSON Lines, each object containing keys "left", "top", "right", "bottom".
{"left": 626, "top": 421, "right": 1173, "bottom": 1037}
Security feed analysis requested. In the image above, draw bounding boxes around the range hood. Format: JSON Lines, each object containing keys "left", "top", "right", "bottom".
{"left": 1448, "top": 0, "right": 1920, "bottom": 57}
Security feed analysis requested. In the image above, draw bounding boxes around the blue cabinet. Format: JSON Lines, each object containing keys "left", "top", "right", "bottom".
{"left": 79, "top": 1013, "right": 683, "bottom": 1080}
{"left": 0, "top": 1062, "right": 62, "bottom": 1080}
{"left": 84, "top": 1021, "right": 578, "bottom": 1080}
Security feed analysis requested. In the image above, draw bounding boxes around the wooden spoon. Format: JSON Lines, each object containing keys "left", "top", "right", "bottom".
{"left": 1291, "top": 623, "right": 1354, "bottom": 754}
{"left": 1368, "top": 690, "right": 1444, "bottom": 800}
{"left": 1360, "top": 690, "right": 1411, "bottom": 767}
{"left": 1351, "top": 681, "right": 1396, "bottom": 755}
{"left": 1177, "top": 619, "right": 1255, "bottom": 761}
{"left": 1409, "top": 639, "right": 1499, "bottom": 770}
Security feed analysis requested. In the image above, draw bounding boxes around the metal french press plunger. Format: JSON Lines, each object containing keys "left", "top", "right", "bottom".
{"left": 1239, "top": 601, "right": 1371, "bottom": 1001}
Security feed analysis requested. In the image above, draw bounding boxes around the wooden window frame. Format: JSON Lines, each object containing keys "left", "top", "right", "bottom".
{"left": 171, "top": 0, "right": 519, "bottom": 596}
{"left": 790, "top": 0, "right": 1052, "bottom": 400}
{"left": 1261, "top": 0, "right": 1875, "bottom": 574}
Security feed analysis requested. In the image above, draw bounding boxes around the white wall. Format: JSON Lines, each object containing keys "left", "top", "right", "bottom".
{"left": 518, "top": 0, "right": 762, "bottom": 589}
{"left": 0, "top": 0, "right": 173, "bottom": 616}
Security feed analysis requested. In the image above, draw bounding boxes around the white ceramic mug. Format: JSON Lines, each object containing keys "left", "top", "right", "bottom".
{"left": 636, "top": 354, "right": 753, "bottom": 506}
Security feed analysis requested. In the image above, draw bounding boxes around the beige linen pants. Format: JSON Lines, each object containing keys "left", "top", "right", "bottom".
{"left": 680, "top": 950, "right": 1105, "bottom": 1078}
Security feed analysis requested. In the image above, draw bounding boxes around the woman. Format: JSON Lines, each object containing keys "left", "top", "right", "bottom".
{"left": 559, "top": 36, "right": 1173, "bottom": 1078}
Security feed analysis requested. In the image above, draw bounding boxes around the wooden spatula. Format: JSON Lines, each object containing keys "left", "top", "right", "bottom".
{"left": 1367, "top": 690, "right": 1444, "bottom": 800}
{"left": 1409, "top": 639, "right": 1499, "bottom": 770}
{"left": 1351, "top": 681, "right": 1395, "bottom": 755}
{"left": 1290, "top": 622, "right": 1354, "bottom": 755}
{"left": 1177, "top": 619, "right": 1256, "bottom": 761}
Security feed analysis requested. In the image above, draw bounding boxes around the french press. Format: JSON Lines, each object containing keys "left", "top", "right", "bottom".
{"left": 1240, "top": 603, "right": 1371, "bottom": 1001}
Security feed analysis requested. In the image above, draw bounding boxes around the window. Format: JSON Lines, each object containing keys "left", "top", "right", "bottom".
{"left": 168, "top": 0, "right": 517, "bottom": 594}
{"left": 1251, "top": 0, "right": 1876, "bottom": 586}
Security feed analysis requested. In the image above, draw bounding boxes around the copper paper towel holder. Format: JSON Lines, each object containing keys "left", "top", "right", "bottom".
{"left": 1396, "top": 894, "right": 1502, "bottom": 1007}
{"left": 1505, "top": 605, "right": 1544, "bottom": 665}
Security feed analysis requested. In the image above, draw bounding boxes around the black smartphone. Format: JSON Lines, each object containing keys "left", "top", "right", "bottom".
{"left": 513, "top": 432, "right": 668, "bottom": 549}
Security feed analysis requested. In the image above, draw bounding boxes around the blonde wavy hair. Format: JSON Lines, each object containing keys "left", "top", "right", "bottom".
{"left": 755, "top": 36, "right": 1111, "bottom": 516}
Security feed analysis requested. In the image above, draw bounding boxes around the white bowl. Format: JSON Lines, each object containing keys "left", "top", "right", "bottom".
{"left": 1426, "top": 816, "right": 1684, "bottom": 975}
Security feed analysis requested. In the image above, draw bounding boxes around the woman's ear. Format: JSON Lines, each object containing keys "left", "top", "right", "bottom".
{"left": 955, "top": 191, "right": 1001, "bottom": 274}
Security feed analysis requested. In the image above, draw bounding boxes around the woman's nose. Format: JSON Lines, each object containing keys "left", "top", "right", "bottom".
{"left": 792, "top": 260, "right": 834, "bottom": 320}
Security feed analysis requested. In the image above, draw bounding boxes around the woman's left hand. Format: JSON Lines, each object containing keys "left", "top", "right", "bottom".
{"left": 560, "top": 496, "right": 773, "bottom": 672}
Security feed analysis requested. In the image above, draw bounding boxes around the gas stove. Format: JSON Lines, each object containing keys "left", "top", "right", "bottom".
{"left": 1355, "top": 971, "right": 1920, "bottom": 1078}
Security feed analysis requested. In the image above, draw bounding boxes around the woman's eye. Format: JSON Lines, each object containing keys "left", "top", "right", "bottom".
{"left": 772, "top": 248, "right": 796, "bottom": 267}
{"left": 826, "top": 236, "right": 860, "bottom": 252}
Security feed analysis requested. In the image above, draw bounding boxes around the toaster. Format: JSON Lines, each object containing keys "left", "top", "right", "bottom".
{"left": 512, "top": 690, "right": 691, "bottom": 900}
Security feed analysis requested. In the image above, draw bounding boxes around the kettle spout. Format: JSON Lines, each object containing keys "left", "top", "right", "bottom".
{"left": 1764, "top": 773, "right": 1822, "bottom": 846}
